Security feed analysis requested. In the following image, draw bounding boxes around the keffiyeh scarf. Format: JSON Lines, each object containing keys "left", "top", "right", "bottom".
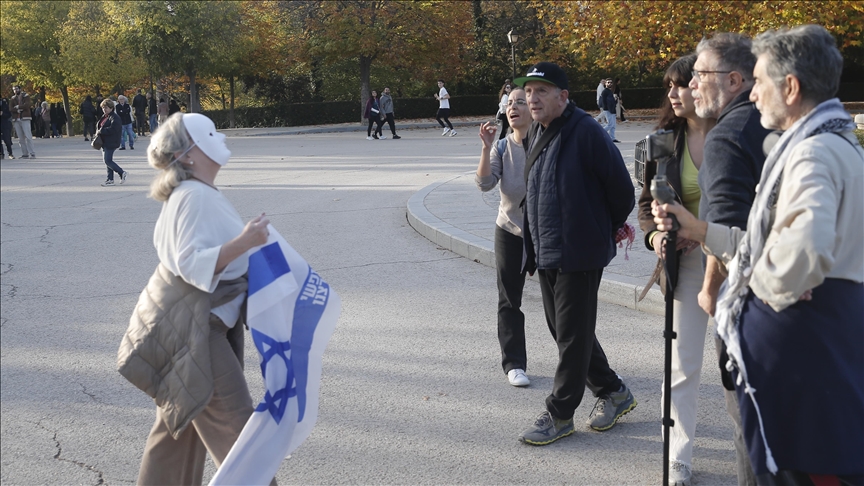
{"left": 714, "top": 98, "right": 855, "bottom": 474}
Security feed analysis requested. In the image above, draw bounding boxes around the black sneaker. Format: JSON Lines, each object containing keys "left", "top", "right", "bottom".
{"left": 119, "top": 147, "right": 126, "bottom": 150}
{"left": 372, "top": 134, "right": 379, "bottom": 140}
{"left": 518, "top": 410, "right": 574, "bottom": 445}
{"left": 130, "top": 145, "right": 134, "bottom": 150}
{"left": 101, "top": 179, "right": 115, "bottom": 187}
{"left": 392, "top": 135, "right": 401, "bottom": 139}
{"left": 613, "top": 139, "right": 621, "bottom": 143}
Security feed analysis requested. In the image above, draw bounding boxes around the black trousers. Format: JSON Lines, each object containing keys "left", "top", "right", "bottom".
{"left": 135, "top": 112, "right": 146, "bottom": 135}
{"left": 494, "top": 226, "right": 527, "bottom": 373}
{"left": 367, "top": 116, "right": 383, "bottom": 136}
{"left": 1, "top": 120, "right": 12, "bottom": 155}
{"left": 384, "top": 113, "right": 397, "bottom": 135}
{"left": 538, "top": 268, "right": 622, "bottom": 420}
{"left": 436, "top": 108, "right": 452, "bottom": 129}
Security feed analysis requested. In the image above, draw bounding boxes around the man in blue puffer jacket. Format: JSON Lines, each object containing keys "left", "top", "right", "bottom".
{"left": 513, "top": 62, "right": 637, "bottom": 446}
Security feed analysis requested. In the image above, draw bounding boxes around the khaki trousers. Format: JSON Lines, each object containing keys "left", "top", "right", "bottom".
{"left": 137, "top": 315, "right": 271, "bottom": 485}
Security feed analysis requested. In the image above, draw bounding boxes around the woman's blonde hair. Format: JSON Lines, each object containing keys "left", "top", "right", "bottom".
{"left": 147, "top": 113, "right": 193, "bottom": 201}
{"left": 101, "top": 99, "right": 115, "bottom": 110}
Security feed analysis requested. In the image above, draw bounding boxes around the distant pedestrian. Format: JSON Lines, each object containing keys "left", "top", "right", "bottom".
{"left": 147, "top": 92, "right": 158, "bottom": 133}
{"left": 595, "top": 78, "right": 608, "bottom": 124}
{"left": 56, "top": 103, "right": 68, "bottom": 137}
{"left": 475, "top": 85, "right": 533, "bottom": 388}
{"left": 1, "top": 96, "right": 14, "bottom": 159}
{"left": 95, "top": 99, "right": 128, "bottom": 187}
{"left": 496, "top": 83, "right": 512, "bottom": 140}
{"left": 10, "top": 86, "right": 35, "bottom": 159}
{"left": 435, "top": 79, "right": 456, "bottom": 137}
{"left": 132, "top": 89, "right": 147, "bottom": 136}
{"left": 81, "top": 95, "right": 96, "bottom": 142}
{"left": 364, "top": 90, "right": 385, "bottom": 140}
{"left": 613, "top": 77, "right": 626, "bottom": 122}
{"left": 168, "top": 98, "right": 181, "bottom": 116}
{"left": 158, "top": 96, "right": 169, "bottom": 125}
{"left": 116, "top": 95, "right": 135, "bottom": 150}
{"left": 49, "top": 103, "right": 61, "bottom": 138}
{"left": 41, "top": 102, "right": 52, "bottom": 138}
{"left": 599, "top": 79, "right": 619, "bottom": 142}
{"left": 379, "top": 87, "right": 400, "bottom": 139}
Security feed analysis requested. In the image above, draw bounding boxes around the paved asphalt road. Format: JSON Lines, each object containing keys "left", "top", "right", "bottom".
{"left": 1, "top": 123, "right": 739, "bottom": 485}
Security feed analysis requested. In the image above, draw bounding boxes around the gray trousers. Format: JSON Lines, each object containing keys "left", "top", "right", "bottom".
{"left": 137, "top": 315, "right": 276, "bottom": 485}
{"left": 12, "top": 119, "right": 34, "bottom": 156}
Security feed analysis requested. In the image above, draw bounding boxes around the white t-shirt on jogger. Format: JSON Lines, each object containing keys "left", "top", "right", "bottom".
{"left": 438, "top": 87, "right": 450, "bottom": 109}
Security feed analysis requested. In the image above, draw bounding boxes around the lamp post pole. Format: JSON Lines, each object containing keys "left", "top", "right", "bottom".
{"left": 508, "top": 29, "right": 519, "bottom": 79}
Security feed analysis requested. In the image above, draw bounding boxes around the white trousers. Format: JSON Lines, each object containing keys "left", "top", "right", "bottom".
{"left": 13, "top": 119, "right": 34, "bottom": 156}
{"left": 660, "top": 249, "right": 709, "bottom": 467}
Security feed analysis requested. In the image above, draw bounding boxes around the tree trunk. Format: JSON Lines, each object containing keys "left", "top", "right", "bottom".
{"left": 359, "top": 55, "right": 372, "bottom": 123}
{"left": 229, "top": 75, "right": 236, "bottom": 129}
{"left": 60, "top": 86, "right": 74, "bottom": 137}
{"left": 188, "top": 69, "right": 198, "bottom": 113}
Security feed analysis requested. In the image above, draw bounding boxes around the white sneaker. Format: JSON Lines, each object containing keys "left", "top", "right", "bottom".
{"left": 379, "top": 135, "right": 387, "bottom": 140}
{"left": 448, "top": 130, "right": 458, "bottom": 137}
{"left": 668, "top": 461, "right": 692, "bottom": 486}
{"left": 441, "top": 127, "right": 451, "bottom": 136}
{"left": 507, "top": 369, "right": 530, "bottom": 387}
{"left": 366, "top": 136, "right": 373, "bottom": 140}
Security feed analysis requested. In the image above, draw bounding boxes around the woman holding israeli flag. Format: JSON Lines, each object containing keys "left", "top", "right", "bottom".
{"left": 123, "top": 112, "right": 274, "bottom": 485}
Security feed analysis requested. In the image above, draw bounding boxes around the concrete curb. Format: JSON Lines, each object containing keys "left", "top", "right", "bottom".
{"left": 407, "top": 177, "right": 665, "bottom": 316}
{"left": 222, "top": 120, "right": 484, "bottom": 138}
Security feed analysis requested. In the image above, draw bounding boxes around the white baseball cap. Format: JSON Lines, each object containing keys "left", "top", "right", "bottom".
{"left": 182, "top": 113, "right": 231, "bottom": 166}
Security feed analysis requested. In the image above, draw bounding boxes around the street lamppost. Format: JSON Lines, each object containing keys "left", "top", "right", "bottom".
{"left": 507, "top": 29, "right": 519, "bottom": 79}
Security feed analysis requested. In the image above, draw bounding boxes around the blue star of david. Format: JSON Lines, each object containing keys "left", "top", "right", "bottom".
{"left": 251, "top": 328, "right": 297, "bottom": 424}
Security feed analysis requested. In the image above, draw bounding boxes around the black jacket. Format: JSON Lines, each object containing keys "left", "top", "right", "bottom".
{"left": 98, "top": 111, "right": 123, "bottom": 150}
{"left": 80, "top": 100, "right": 95, "bottom": 121}
{"left": 697, "top": 90, "right": 771, "bottom": 229}
{"left": 148, "top": 97, "right": 157, "bottom": 117}
{"left": 523, "top": 102, "right": 635, "bottom": 273}
{"left": 600, "top": 87, "right": 616, "bottom": 112}
{"left": 116, "top": 102, "right": 133, "bottom": 125}
{"left": 132, "top": 94, "right": 147, "bottom": 114}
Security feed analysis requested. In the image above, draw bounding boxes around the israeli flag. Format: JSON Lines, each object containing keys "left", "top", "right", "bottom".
{"left": 210, "top": 226, "right": 340, "bottom": 485}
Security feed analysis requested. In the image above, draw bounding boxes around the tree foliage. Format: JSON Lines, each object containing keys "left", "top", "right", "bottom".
{"left": 533, "top": 0, "right": 864, "bottom": 86}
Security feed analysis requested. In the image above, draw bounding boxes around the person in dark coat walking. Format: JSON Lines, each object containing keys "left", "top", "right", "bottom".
{"left": 56, "top": 103, "right": 68, "bottom": 136}
{"left": 1, "top": 97, "right": 14, "bottom": 159}
{"left": 132, "top": 89, "right": 147, "bottom": 136}
{"left": 95, "top": 99, "right": 128, "bottom": 186}
{"left": 49, "top": 103, "right": 61, "bottom": 138}
{"left": 81, "top": 96, "right": 96, "bottom": 141}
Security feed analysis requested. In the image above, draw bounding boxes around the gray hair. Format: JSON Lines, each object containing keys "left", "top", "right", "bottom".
{"left": 147, "top": 113, "right": 193, "bottom": 202}
{"left": 696, "top": 32, "right": 756, "bottom": 81}
{"left": 752, "top": 24, "right": 842, "bottom": 104}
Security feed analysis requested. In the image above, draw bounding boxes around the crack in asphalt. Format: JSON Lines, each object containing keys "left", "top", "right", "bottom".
{"left": 79, "top": 383, "right": 99, "bottom": 403}
{"left": 35, "top": 422, "right": 105, "bottom": 485}
{"left": 39, "top": 226, "right": 57, "bottom": 246}
{"left": 3, "top": 283, "right": 18, "bottom": 298}
{"left": 1, "top": 262, "right": 11, "bottom": 275}
{"left": 318, "top": 255, "right": 460, "bottom": 272}
{"left": 0, "top": 317, "right": 7, "bottom": 328}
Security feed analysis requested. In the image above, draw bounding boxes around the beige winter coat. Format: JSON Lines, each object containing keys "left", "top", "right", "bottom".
{"left": 117, "top": 264, "right": 247, "bottom": 439}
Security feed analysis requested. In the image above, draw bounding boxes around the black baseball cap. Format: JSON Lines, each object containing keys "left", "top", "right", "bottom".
{"left": 513, "top": 62, "right": 568, "bottom": 90}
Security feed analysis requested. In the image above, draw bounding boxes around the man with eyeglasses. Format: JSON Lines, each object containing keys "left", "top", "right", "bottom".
{"left": 689, "top": 32, "right": 772, "bottom": 486}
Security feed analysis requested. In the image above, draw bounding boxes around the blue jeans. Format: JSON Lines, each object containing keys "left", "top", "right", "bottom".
{"left": 121, "top": 123, "right": 135, "bottom": 148}
{"left": 603, "top": 110, "right": 616, "bottom": 140}
{"left": 103, "top": 148, "right": 123, "bottom": 180}
{"left": 149, "top": 114, "right": 159, "bottom": 133}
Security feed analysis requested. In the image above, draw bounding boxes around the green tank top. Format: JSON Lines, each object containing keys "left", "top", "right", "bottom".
{"left": 680, "top": 136, "right": 701, "bottom": 217}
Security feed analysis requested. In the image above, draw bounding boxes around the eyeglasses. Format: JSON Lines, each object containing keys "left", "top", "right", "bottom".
{"left": 507, "top": 99, "right": 527, "bottom": 106}
{"left": 691, "top": 70, "right": 733, "bottom": 81}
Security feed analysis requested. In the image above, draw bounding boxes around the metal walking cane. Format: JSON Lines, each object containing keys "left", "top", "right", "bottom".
{"left": 646, "top": 130, "right": 680, "bottom": 486}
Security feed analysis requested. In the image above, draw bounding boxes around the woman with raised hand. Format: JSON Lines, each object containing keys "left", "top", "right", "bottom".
{"left": 475, "top": 86, "right": 533, "bottom": 387}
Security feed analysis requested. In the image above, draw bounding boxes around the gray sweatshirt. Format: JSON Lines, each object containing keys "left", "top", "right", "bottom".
{"left": 475, "top": 134, "right": 526, "bottom": 237}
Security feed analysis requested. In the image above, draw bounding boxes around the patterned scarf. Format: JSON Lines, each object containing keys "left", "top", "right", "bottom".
{"left": 714, "top": 98, "right": 855, "bottom": 474}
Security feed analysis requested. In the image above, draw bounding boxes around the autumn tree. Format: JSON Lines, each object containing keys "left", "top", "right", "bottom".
{"left": 303, "top": 0, "right": 474, "bottom": 121}
{"left": 1, "top": 0, "right": 78, "bottom": 135}
{"left": 533, "top": 0, "right": 864, "bottom": 86}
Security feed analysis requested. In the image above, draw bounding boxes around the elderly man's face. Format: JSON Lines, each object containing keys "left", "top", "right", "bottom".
{"left": 750, "top": 54, "right": 788, "bottom": 130}
{"left": 525, "top": 81, "right": 568, "bottom": 127}
{"left": 689, "top": 50, "right": 733, "bottom": 119}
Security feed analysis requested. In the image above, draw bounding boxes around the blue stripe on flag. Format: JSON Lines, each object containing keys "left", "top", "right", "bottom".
{"left": 248, "top": 242, "right": 291, "bottom": 296}
{"left": 292, "top": 270, "right": 329, "bottom": 421}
